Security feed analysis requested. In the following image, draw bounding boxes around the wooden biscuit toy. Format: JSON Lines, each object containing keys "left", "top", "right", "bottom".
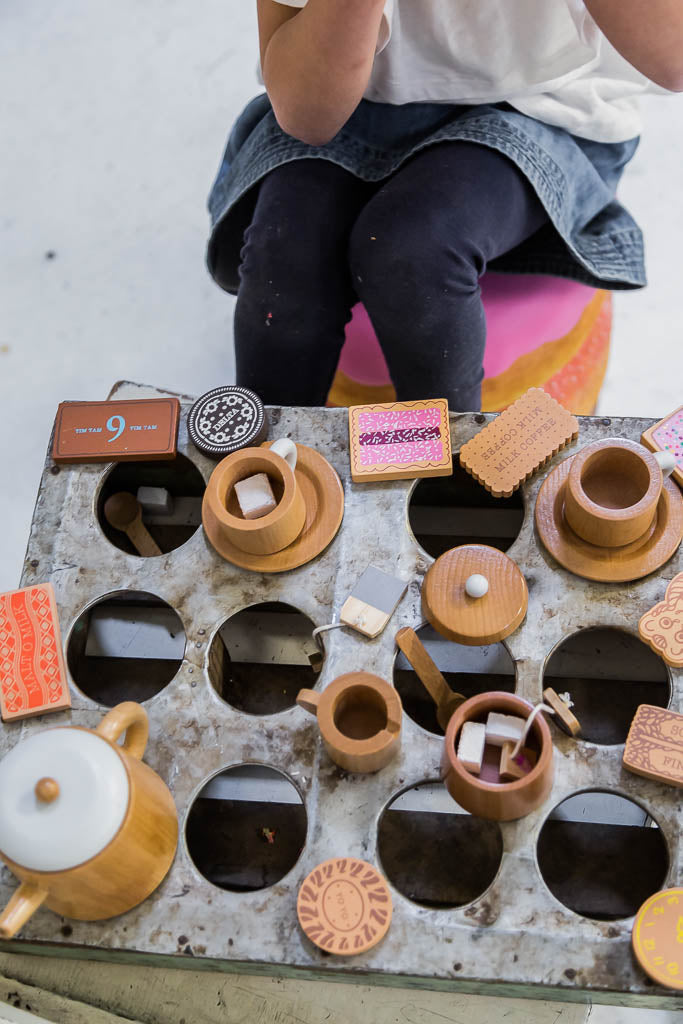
{"left": 641, "top": 403, "right": 683, "bottom": 491}
{"left": 52, "top": 398, "right": 180, "bottom": 463}
{"left": 348, "top": 399, "right": 452, "bottom": 482}
{"left": 638, "top": 572, "right": 683, "bottom": 668}
{"left": 0, "top": 584, "right": 70, "bottom": 722}
{"left": 623, "top": 704, "right": 683, "bottom": 789}
{"left": 297, "top": 858, "right": 392, "bottom": 955}
{"left": 187, "top": 385, "right": 268, "bottom": 459}
{"left": 459, "top": 387, "right": 579, "bottom": 497}
{"left": 632, "top": 888, "right": 683, "bottom": 990}
{"left": 340, "top": 566, "right": 408, "bottom": 638}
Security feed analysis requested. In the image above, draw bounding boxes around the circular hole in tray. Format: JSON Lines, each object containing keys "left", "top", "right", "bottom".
{"left": 185, "top": 764, "right": 307, "bottom": 892}
{"left": 408, "top": 457, "right": 524, "bottom": 559}
{"left": 543, "top": 627, "right": 670, "bottom": 745}
{"left": 208, "top": 602, "right": 320, "bottom": 715}
{"left": 537, "top": 790, "right": 669, "bottom": 921}
{"left": 394, "top": 623, "right": 515, "bottom": 736}
{"left": 67, "top": 590, "right": 185, "bottom": 705}
{"left": 377, "top": 781, "right": 503, "bottom": 909}
{"left": 97, "top": 454, "right": 205, "bottom": 556}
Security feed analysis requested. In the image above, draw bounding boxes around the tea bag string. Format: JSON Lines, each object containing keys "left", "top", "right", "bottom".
{"left": 510, "top": 702, "right": 556, "bottom": 760}
{"left": 312, "top": 621, "right": 345, "bottom": 655}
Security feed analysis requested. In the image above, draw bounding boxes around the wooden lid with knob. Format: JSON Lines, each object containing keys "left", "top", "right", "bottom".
{"left": 422, "top": 544, "right": 528, "bottom": 646}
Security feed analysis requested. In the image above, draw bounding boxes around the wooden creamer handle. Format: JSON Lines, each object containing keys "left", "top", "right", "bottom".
{"left": 296, "top": 690, "right": 320, "bottom": 716}
{"left": 96, "top": 702, "right": 149, "bottom": 760}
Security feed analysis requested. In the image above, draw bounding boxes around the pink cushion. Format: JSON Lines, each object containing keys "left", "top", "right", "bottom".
{"left": 339, "top": 273, "right": 598, "bottom": 386}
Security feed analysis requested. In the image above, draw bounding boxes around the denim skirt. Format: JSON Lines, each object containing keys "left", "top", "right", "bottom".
{"left": 206, "top": 93, "right": 645, "bottom": 296}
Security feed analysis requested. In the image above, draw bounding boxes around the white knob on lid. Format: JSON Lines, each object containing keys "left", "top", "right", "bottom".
{"left": 465, "top": 573, "right": 489, "bottom": 599}
{"left": 653, "top": 449, "right": 676, "bottom": 479}
{"left": 0, "top": 729, "right": 129, "bottom": 873}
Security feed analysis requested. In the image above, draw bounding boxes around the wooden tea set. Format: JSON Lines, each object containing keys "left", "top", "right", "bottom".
{"left": 1, "top": 383, "right": 683, "bottom": 1001}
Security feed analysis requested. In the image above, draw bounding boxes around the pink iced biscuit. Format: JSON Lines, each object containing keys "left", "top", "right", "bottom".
{"left": 653, "top": 410, "right": 683, "bottom": 467}
{"left": 358, "top": 407, "right": 442, "bottom": 432}
{"left": 360, "top": 441, "right": 445, "bottom": 466}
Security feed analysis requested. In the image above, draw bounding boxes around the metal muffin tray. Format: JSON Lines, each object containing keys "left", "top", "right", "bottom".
{"left": 0, "top": 380, "right": 681, "bottom": 1011}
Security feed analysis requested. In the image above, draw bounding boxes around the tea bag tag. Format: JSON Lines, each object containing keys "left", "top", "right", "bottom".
{"left": 339, "top": 566, "right": 409, "bottom": 639}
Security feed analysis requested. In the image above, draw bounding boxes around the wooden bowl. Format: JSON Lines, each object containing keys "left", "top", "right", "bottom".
{"left": 297, "top": 673, "right": 402, "bottom": 774}
{"left": 441, "top": 692, "right": 554, "bottom": 821}
{"left": 564, "top": 439, "right": 661, "bottom": 548}
{"left": 202, "top": 447, "right": 306, "bottom": 555}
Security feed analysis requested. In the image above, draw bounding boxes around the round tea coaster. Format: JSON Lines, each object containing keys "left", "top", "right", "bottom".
{"left": 422, "top": 544, "right": 528, "bottom": 646}
{"left": 188, "top": 386, "right": 268, "bottom": 459}
{"left": 632, "top": 887, "right": 683, "bottom": 990}
{"left": 297, "top": 857, "right": 392, "bottom": 955}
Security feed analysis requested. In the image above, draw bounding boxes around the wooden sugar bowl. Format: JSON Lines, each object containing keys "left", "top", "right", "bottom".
{"left": 297, "top": 673, "right": 402, "bottom": 773}
{"left": 0, "top": 702, "right": 178, "bottom": 939}
{"left": 441, "top": 692, "right": 554, "bottom": 821}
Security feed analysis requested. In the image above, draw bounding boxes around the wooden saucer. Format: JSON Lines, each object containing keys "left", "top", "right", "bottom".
{"left": 297, "top": 857, "right": 392, "bottom": 955}
{"left": 632, "top": 888, "right": 683, "bottom": 990}
{"left": 203, "top": 443, "right": 344, "bottom": 572}
{"left": 422, "top": 544, "right": 528, "bottom": 646}
{"left": 535, "top": 456, "right": 683, "bottom": 583}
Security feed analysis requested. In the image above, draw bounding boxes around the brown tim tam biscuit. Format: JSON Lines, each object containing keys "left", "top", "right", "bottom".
{"left": 52, "top": 399, "right": 180, "bottom": 463}
{"left": 623, "top": 705, "right": 683, "bottom": 788}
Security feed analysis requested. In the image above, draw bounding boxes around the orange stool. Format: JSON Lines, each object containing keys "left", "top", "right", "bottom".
{"left": 328, "top": 273, "right": 612, "bottom": 413}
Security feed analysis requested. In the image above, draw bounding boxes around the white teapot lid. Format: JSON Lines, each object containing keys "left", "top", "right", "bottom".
{"left": 0, "top": 728, "right": 129, "bottom": 872}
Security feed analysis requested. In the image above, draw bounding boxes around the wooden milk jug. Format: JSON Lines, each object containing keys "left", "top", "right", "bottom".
{"left": 0, "top": 702, "right": 178, "bottom": 938}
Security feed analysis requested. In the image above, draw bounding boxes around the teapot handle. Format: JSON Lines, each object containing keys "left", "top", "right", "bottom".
{"left": 96, "top": 702, "right": 149, "bottom": 761}
{"left": 0, "top": 882, "right": 48, "bottom": 939}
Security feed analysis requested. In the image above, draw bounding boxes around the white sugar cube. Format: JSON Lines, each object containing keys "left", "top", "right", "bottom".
{"left": 136, "top": 486, "right": 173, "bottom": 516}
{"left": 485, "top": 712, "right": 526, "bottom": 748}
{"left": 456, "top": 721, "right": 486, "bottom": 774}
{"left": 234, "top": 473, "right": 277, "bottom": 520}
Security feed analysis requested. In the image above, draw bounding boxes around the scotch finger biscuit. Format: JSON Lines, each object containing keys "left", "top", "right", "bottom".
{"left": 0, "top": 584, "right": 70, "bottom": 721}
{"left": 188, "top": 386, "right": 268, "bottom": 459}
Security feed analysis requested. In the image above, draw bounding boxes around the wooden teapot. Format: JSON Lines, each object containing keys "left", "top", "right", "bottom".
{"left": 0, "top": 702, "right": 178, "bottom": 938}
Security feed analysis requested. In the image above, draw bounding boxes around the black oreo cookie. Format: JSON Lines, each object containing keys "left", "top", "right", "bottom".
{"left": 188, "top": 386, "right": 268, "bottom": 458}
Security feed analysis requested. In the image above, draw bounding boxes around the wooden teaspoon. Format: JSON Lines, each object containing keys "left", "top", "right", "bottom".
{"left": 395, "top": 626, "right": 465, "bottom": 731}
{"left": 103, "top": 492, "right": 162, "bottom": 557}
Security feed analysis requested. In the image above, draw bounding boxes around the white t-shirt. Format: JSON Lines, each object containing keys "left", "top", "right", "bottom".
{"left": 274, "top": 0, "right": 668, "bottom": 142}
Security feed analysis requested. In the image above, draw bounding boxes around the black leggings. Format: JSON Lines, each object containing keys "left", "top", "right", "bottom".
{"left": 234, "top": 142, "right": 548, "bottom": 410}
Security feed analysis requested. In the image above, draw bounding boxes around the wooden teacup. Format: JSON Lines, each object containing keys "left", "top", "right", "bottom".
{"left": 441, "top": 692, "right": 554, "bottom": 821}
{"left": 564, "top": 438, "right": 662, "bottom": 548}
{"left": 202, "top": 439, "right": 306, "bottom": 555}
{"left": 297, "top": 672, "right": 402, "bottom": 773}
